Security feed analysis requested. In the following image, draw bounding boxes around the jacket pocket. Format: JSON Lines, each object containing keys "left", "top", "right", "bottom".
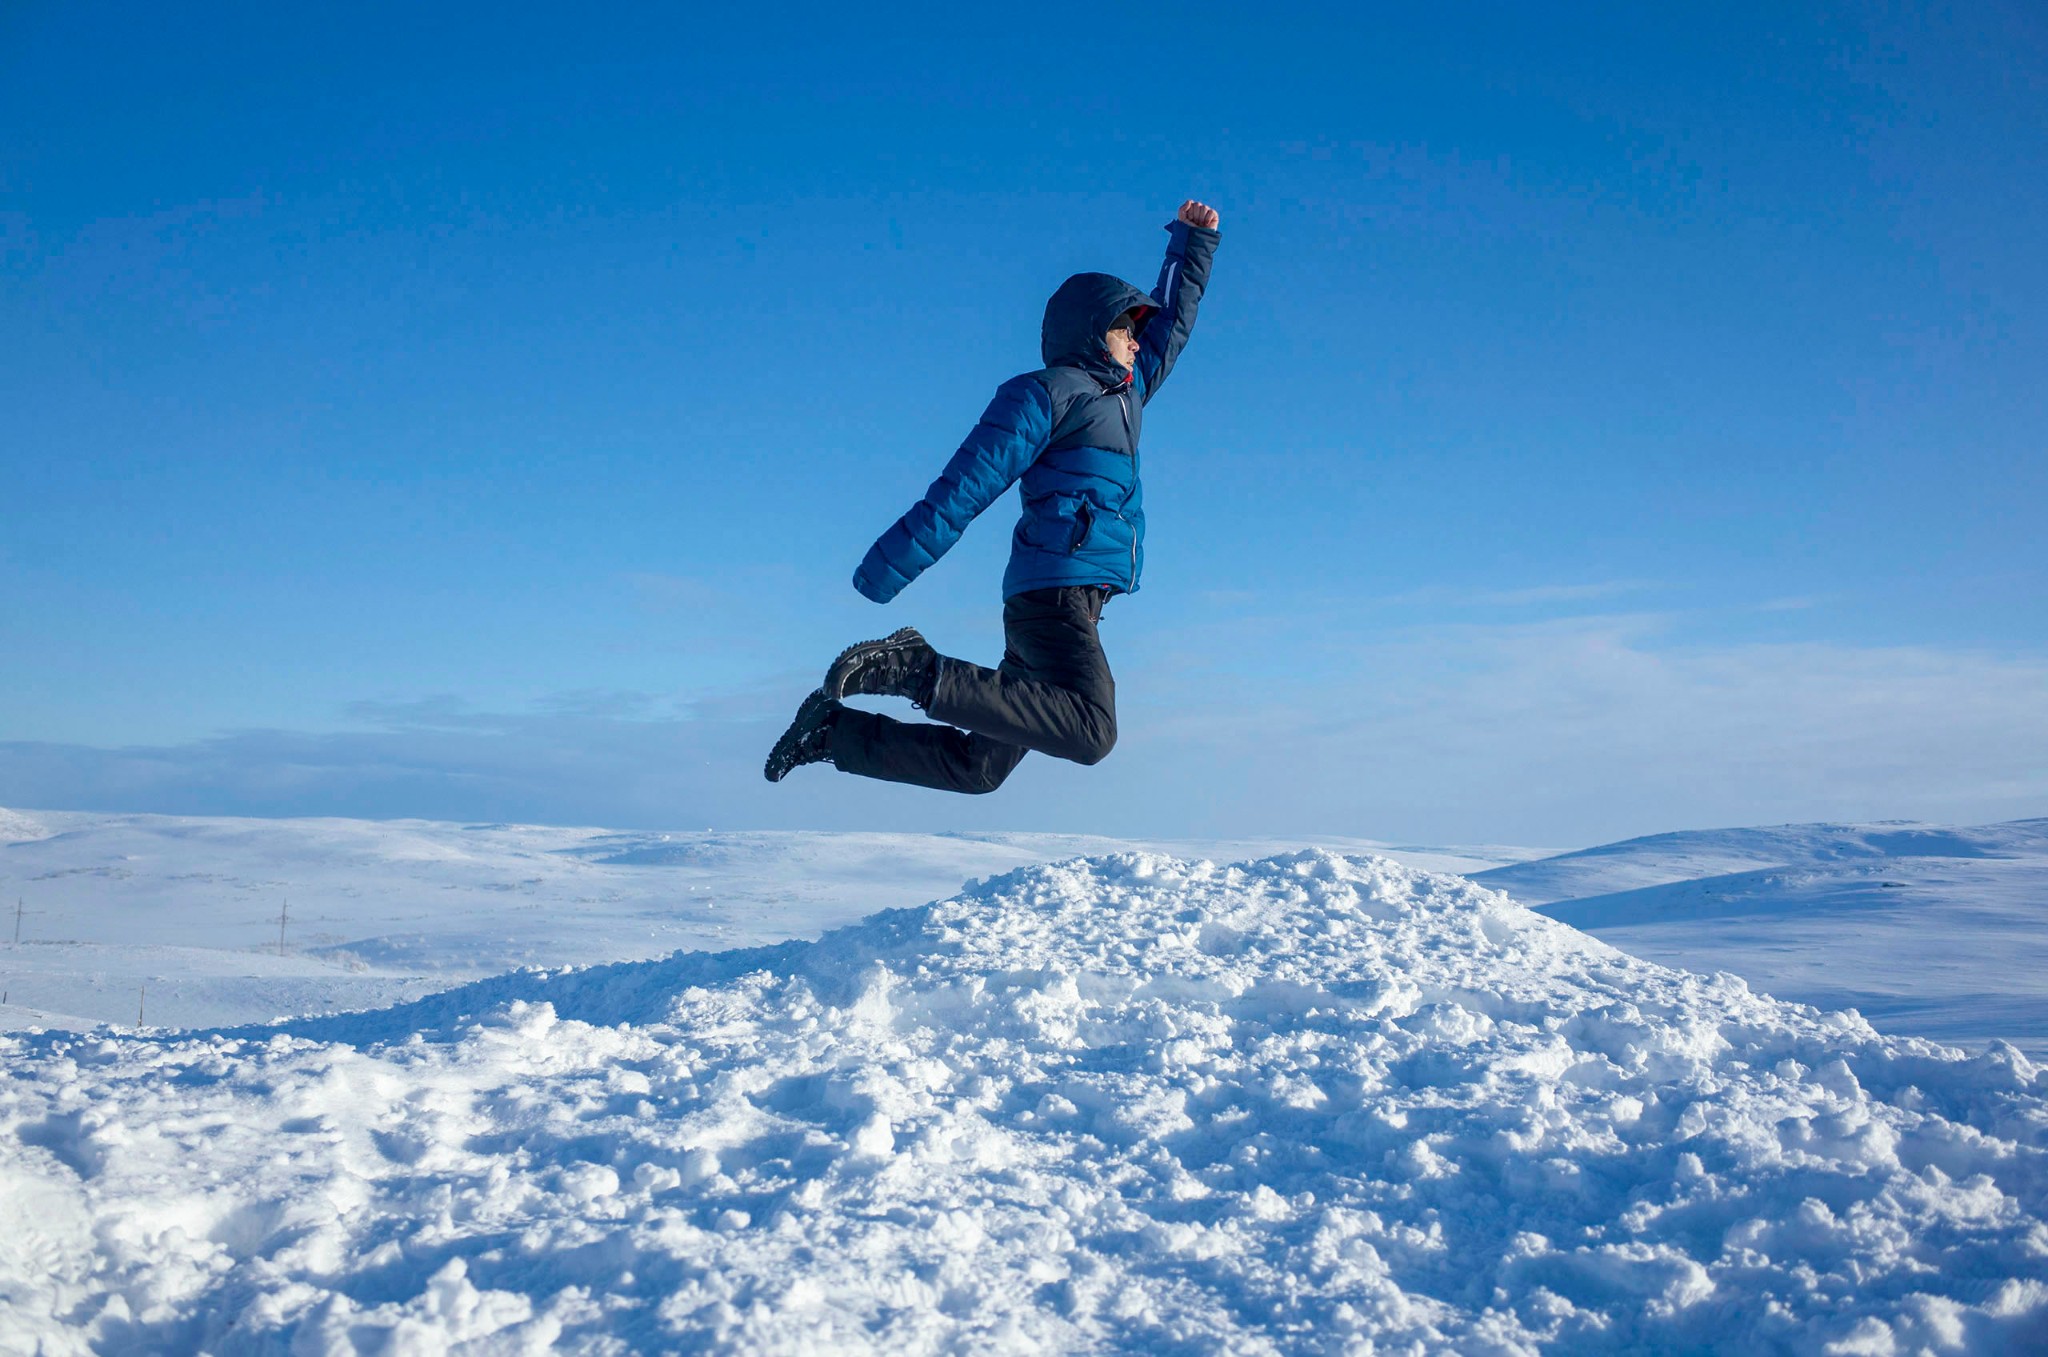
{"left": 1067, "top": 501, "right": 1095, "bottom": 554}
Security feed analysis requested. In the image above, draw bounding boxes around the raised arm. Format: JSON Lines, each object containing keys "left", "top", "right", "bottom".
{"left": 1134, "top": 199, "right": 1221, "bottom": 402}
{"left": 852, "top": 375, "right": 1054, "bottom": 604}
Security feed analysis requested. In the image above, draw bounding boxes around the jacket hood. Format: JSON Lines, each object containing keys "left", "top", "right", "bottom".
{"left": 1041, "top": 271, "right": 1159, "bottom": 376}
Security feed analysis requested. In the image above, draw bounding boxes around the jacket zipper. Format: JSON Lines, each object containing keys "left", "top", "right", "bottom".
{"left": 1117, "top": 389, "right": 1139, "bottom": 589}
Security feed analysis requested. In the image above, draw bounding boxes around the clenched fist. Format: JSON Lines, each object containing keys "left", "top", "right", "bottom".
{"left": 1177, "top": 199, "right": 1221, "bottom": 230}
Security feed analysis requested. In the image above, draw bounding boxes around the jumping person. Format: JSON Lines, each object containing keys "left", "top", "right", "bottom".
{"left": 766, "top": 199, "right": 1222, "bottom": 792}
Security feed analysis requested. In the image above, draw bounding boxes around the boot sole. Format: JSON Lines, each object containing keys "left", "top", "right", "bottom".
{"left": 823, "top": 627, "right": 927, "bottom": 701}
{"left": 764, "top": 689, "right": 836, "bottom": 783}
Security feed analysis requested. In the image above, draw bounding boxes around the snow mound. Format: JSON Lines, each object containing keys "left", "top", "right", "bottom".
{"left": 4, "top": 851, "right": 2046, "bottom": 1354}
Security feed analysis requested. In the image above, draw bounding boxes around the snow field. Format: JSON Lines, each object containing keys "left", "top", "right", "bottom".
{"left": 3, "top": 850, "right": 2047, "bottom": 1353}
{"left": 0, "top": 807, "right": 1516, "bottom": 1032}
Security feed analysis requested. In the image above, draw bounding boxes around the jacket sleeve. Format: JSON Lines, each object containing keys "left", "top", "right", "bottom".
{"left": 1134, "top": 218, "right": 1219, "bottom": 404}
{"left": 853, "top": 375, "right": 1054, "bottom": 603}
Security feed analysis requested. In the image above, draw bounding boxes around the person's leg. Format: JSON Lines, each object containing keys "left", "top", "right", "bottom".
{"left": 828, "top": 706, "right": 1027, "bottom": 794}
{"left": 817, "top": 586, "right": 1114, "bottom": 793}
{"left": 925, "top": 587, "right": 1117, "bottom": 765}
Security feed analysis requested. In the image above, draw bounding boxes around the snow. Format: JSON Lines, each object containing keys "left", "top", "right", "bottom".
{"left": 0, "top": 808, "right": 1529, "bottom": 1031}
{"left": 4, "top": 809, "right": 2047, "bottom": 1352}
{"left": 1475, "top": 819, "right": 2048, "bottom": 1058}
{"left": 5, "top": 848, "right": 2048, "bottom": 1353}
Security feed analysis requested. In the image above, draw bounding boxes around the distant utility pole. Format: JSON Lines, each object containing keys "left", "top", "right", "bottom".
{"left": 138, "top": 983, "right": 146, "bottom": 1026}
{"left": 278, "top": 897, "right": 289, "bottom": 957}
{"left": 12, "top": 897, "right": 39, "bottom": 946}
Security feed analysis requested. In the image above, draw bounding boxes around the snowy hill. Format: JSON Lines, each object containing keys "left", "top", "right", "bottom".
{"left": 5, "top": 850, "right": 2046, "bottom": 1353}
{"left": 1473, "top": 820, "right": 2048, "bottom": 1057}
{"left": 1473, "top": 819, "right": 2048, "bottom": 906}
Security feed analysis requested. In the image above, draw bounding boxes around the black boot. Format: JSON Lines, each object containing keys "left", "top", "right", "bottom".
{"left": 824, "top": 627, "right": 940, "bottom": 706}
{"left": 764, "top": 689, "right": 841, "bottom": 783}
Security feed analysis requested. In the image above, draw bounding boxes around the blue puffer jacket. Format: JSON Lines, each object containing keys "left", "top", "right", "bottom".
{"left": 854, "top": 219, "right": 1218, "bottom": 603}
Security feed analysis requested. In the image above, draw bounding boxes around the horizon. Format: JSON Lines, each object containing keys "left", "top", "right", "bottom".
{"left": 6, "top": 2, "right": 2044, "bottom": 846}
{"left": 7, "top": 799, "right": 2046, "bottom": 866}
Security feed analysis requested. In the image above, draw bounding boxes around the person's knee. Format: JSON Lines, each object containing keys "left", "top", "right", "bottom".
{"left": 1069, "top": 712, "right": 1118, "bottom": 766}
{"left": 965, "top": 749, "right": 1026, "bottom": 793}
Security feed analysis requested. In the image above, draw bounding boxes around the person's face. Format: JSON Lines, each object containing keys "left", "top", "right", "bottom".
{"left": 1104, "top": 324, "right": 1139, "bottom": 370}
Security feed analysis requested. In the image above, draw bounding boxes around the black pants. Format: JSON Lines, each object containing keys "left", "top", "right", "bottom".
{"left": 829, "top": 586, "right": 1117, "bottom": 794}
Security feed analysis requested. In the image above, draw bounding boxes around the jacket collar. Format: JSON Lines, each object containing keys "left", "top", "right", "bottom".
{"left": 1070, "top": 355, "right": 1134, "bottom": 390}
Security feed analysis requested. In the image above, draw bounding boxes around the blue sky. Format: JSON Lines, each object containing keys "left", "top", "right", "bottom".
{"left": 3, "top": 1, "right": 2043, "bottom": 846}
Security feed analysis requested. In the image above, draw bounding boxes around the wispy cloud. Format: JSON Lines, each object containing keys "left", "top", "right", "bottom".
{"left": 1121, "top": 612, "right": 2048, "bottom": 843}
{"left": 0, "top": 710, "right": 754, "bottom": 831}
